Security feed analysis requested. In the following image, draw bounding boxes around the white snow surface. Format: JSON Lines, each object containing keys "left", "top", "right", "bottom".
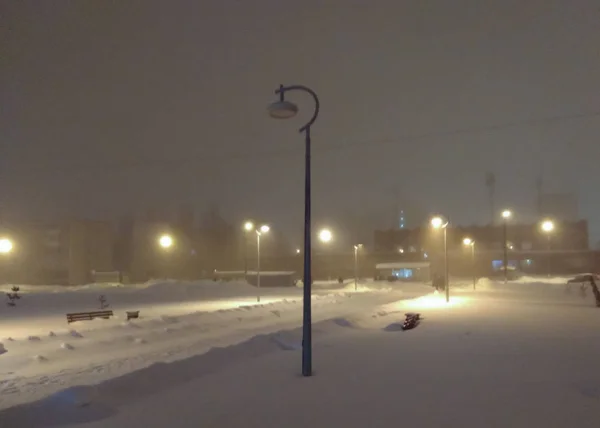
{"left": 2, "top": 276, "right": 600, "bottom": 428}
{"left": 0, "top": 279, "right": 422, "bottom": 412}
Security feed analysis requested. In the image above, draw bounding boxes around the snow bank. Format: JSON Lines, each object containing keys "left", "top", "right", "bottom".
{"left": 4, "top": 277, "right": 599, "bottom": 428}
{"left": 0, "top": 280, "right": 421, "bottom": 411}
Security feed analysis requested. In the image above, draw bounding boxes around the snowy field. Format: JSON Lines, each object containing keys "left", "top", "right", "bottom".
{"left": 0, "top": 278, "right": 427, "bottom": 413}
{"left": 2, "top": 276, "right": 600, "bottom": 428}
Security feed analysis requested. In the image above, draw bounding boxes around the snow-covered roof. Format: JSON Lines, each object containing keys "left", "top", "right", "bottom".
{"left": 375, "top": 262, "right": 430, "bottom": 269}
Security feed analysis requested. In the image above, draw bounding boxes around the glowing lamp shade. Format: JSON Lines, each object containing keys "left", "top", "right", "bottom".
{"left": 463, "top": 237, "right": 473, "bottom": 246}
{"left": 502, "top": 210, "right": 512, "bottom": 219}
{"left": 267, "top": 101, "right": 299, "bottom": 119}
{"left": 244, "top": 221, "right": 254, "bottom": 231}
{"left": 159, "top": 234, "right": 174, "bottom": 249}
{"left": 259, "top": 225, "right": 270, "bottom": 233}
{"left": 0, "top": 238, "right": 13, "bottom": 254}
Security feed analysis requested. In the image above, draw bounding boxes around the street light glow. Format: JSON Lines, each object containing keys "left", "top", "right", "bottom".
{"left": 463, "top": 237, "right": 473, "bottom": 246}
{"left": 259, "top": 224, "right": 270, "bottom": 234}
{"left": 244, "top": 221, "right": 254, "bottom": 231}
{"left": 319, "top": 229, "right": 332, "bottom": 243}
{"left": 158, "top": 234, "right": 173, "bottom": 249}
{"left": 502, "top": 210, "right": 512, "bottom": 219}
{"left": 431, "top": 216, "right": 445, "bottom": 229}
{"left": 541, "top": 220, "right": 554, "bottom": 233}
{"left": 296, "top": 248, "right": 301, "bottom": 254}
{"left": 0, "top": 238, "right": 13, "bottom": 254}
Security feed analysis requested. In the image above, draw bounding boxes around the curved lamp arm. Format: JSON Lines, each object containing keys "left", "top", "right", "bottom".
{"left": 275, "top": 84, "right": 320, "bottom": 133}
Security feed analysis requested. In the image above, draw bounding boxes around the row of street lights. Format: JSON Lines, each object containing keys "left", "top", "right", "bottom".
{"left": 256, "top": 225, "right": 363, "bottom": 291}
{"left": 432, "top": 212, "right": 558, "bottom": 301}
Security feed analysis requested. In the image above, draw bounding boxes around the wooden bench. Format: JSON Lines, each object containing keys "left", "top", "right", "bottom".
{"left": 126, "top": 311, "right": 140, "bottom": 321}
{"left": 66, "top": 310, "right": 114, "bottom": 323}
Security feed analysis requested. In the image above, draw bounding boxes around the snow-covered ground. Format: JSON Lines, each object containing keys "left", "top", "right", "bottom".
{"left": 3, "top": 276, "right": 600, "bottom": 428}
{"left": 0, "top": 278, "right": 428, "bottom": 412}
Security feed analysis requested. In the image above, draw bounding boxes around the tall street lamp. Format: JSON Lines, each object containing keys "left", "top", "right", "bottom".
{"left": 243, "top": 221, "right": 254, "bottom": 275}
{"left": 431, "top": 215, "right": 450, "bottom": 302}
{"left": 501, "top": 210, "right": 512, "bottom": 283}
{"left": 255, "top": 224, "right": 270, "bottom": 302}
{"left": 541, "top": 219, "right": 554, "bottom": 277}
{"left": 268, "top": 84, "right": 320, "bottom": 377}
{"left": 354, "top": 244, "right": 363, "bottom": 291}
{"left": 463, "top": 237, "right": 476, "bottom": 290}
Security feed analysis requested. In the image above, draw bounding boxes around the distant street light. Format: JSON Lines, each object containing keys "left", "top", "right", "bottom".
{"left": 463, "top": 237, "right": 476, "bottom": 290}
{"left": 501, "top": 209, "right": 512, "bottom": 283}
{"left": 296, "top": 248, "right": 301, "bottom": 254}
{"left": 255, "top": 224, "right": 270, "bottom": 302}
{"left": 353, "top": 244, "right": 363, "bottom": 291}
{"left": 0, "top": 238, "right": 13, "bottom": 254}
{"left": 541, "top": 219, "right": 554, "bottom": 233}
{"left": 318, "top": 228, "right": 332, "bottom": 243}
{"left": 158, "top": 234, "right": 173, "bottom": 249}
{"left": 431, "top": 215, "right": 450, "bottom": 302}
{"left": 269, "top": 83, "right": 319, "bottom": 377}
{"left": 541, "top": 219, "right": 555, "bottom": 277}
{"left": 243, "top": 221, "right": 255, "bottom": 274}
{"left": 318, "top": 228, "right": 333, "bottom": 280}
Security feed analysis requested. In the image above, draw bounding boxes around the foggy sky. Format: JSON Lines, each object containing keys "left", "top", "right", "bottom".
{"left": 2, "top": 0, "right": 599, "bottom": 247}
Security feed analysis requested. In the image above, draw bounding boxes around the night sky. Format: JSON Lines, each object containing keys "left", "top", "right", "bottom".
{"left": 2, "top": 0, "right": 599, "bottom": 248}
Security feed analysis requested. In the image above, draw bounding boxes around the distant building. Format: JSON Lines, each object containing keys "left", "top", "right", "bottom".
{"left": 1, "top": 220, "right": 114, "bottom": 285}
{"left": 375, "top": 261, "right": 430, "bottom": 282}
{"left": 375, "top": 220, "right": 589, "bottom": 254}
{"left": 374, "top": 220, "right": 591, "bottom": 276}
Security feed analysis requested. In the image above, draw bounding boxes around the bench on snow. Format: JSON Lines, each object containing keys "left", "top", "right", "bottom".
{"left": 66, "top": 310, "right": 114, "bottom": 323}
{"left": 126, "top": 311, "right": 140, "bottom": 321}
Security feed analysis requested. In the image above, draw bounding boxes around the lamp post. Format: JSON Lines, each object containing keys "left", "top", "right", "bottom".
{"left": 431, "top": 216, "right": 449, "bottom": 302}
{"left": 318, "top": 228, "right": 333, "bottom": 280}
{"left": 501, "top": 210, "right": 512, "bottom": 283}
{"left": 157, "top": 234, "right": 174, "bottom": 278}
{"left": 463, "top": 237, "right": 476, "bottom": 290}
{"left": 243, "top": 221, "right": 254, "bottom": 275}
{"left": 255, "top": 224, "right": 270, "bottom": 302}
{"left": 354, "top": 244, "right": 362, "bottom": 291}
{"left": 541, "top": 220, "right": 554, "bottom": 277}
{"left": 268, "top": 84, "right": 320, "bottom": 377}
